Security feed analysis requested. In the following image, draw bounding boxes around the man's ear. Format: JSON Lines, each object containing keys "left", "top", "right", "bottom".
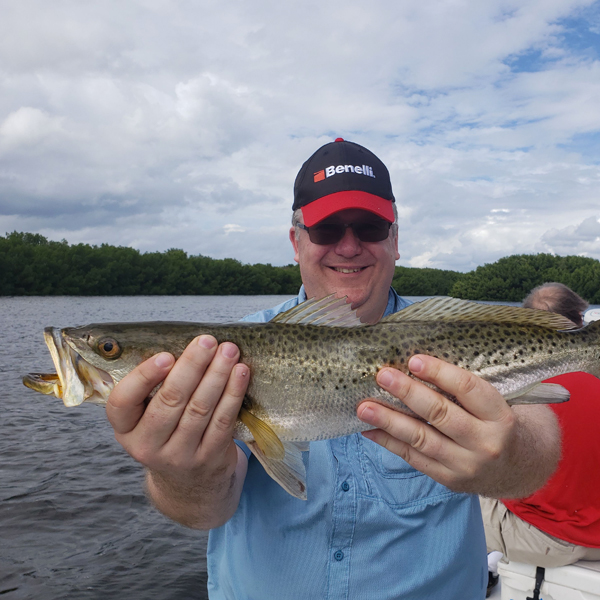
{"left": 289, "top": 227, "right": 300, "bottom": 263}
{"left": 392, "top": 227, "right": 400, "bottom": 261}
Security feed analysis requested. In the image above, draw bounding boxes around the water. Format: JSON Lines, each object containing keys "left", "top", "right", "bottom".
{"left": 0, "top": 296, "right": 293, "bottom": 600}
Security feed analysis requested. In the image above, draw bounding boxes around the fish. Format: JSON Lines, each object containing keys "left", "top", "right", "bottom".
{"left": 23, "top": 295, "right": 600, "bottom": 500}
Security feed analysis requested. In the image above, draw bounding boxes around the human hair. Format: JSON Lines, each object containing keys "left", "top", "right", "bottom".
{"left": 522, "top": 282, "right": 588, "bottom": 327}
{"left": 291, "top": 204, "right": 399, "bottom": 239}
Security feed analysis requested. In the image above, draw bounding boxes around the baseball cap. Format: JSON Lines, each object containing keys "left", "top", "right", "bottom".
{"left": 292, "top": 138, "right": 395, "bottom": 227}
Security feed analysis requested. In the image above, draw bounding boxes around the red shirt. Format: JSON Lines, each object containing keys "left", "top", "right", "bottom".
{"left": 503, "top": 372, "right": 600, "bottom": 547}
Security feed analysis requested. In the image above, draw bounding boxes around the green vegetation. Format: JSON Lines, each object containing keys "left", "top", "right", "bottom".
{"left": 450, "top": 254, "right": 600, "bottom": 304}
{"left": 0, "top": 232, "right": 301, "bottom": 296}
{"left": 392, "top": 266, "right": 463, "bottom": 297}
{"left": 2, "top": 232, "right": 600, "bottom": 302}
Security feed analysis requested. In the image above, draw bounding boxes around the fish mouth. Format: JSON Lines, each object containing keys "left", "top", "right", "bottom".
{"left": 22, "top": 327, "right": 114, "bottom": 407}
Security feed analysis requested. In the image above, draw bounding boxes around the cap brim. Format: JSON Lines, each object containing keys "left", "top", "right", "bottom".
{"left": 301, "top": 191, "right": 395, "bottom": 227}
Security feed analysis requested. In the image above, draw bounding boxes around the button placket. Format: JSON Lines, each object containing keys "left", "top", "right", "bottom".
{"left": 325, "top": 437, "right": 357, "bottom": 600}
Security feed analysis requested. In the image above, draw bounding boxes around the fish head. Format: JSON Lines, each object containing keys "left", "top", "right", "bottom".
{"left": 24, "top": 321, "right": 198, "bottom": 407}
{"left": 23, "top": 326, "right": 116, "bottom": 407}
{"left": 61, "top": 322, "right": 167, "bottom": 387}
{"left": 25, "top": 323, "right": 167, "bottom": 407}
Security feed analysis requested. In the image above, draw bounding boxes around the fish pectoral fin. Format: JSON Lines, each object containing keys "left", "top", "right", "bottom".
{"left": 505, "top": 382, "right": 570, "bottom": 405}
{"left": 247, "top": 441, "right": 308, "bottom": 501}
{"left": 239, "top": 407, "right": 285, "bottom": 460}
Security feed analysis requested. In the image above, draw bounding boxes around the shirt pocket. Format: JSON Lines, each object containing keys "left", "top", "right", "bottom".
{"left": 358, "top": 436, "right": 453, "bottom": 507}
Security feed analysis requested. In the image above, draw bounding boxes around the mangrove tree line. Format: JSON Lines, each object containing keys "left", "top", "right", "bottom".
{"left": 2, "top": 232, "right": 600, "bottom": 302}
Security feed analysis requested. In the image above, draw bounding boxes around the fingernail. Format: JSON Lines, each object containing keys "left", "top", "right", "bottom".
{"left": 359, "top": 406, "right": 375, "bottom": 422}
{"left": 154, "top": 353, "right": 173, "bottom": 368}
{"left": 198, "top": 335, "right": 216, "bottom": 349}
{"left": 378, "top": 369, "right": 393, "bottom": 387}
{"left": 408, "top": 356, "right": 423, "bottom": 373}
{"left": 222, "top": 343, "right": 238, "bottom": 359}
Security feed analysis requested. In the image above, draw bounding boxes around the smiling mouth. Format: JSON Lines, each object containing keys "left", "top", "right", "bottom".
{"left": 330, "top": 267, "right": 367, "bottom": 274}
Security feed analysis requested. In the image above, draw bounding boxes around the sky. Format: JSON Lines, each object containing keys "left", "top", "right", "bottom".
{"left": 1, "top": 0, "right": 600, "bottom": 272}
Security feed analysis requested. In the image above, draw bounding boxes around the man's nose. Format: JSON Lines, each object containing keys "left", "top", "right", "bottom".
{"left": 334, "top": 225, "right": 362, "bottom": 256}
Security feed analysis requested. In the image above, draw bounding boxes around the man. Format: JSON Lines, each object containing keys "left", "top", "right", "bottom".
{"left": 106, "top": 139, "right": 561, "bottom": 599}
{"left": 481, "top": 283, "right": 600, "bottom": 571}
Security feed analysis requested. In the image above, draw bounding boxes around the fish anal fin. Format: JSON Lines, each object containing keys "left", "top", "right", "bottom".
{"left": 247, "top": 441, "right": 307, "bottom": 500}
{"left": 505, "top": 382, "right": 570, "bottom": 405}
{"left": 239, "top": 407, "right": 285, "bottom": 460}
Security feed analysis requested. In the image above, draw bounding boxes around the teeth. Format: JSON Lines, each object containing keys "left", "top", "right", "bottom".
{"left": 334, "top": 267, "right": 363, "bottom": 274}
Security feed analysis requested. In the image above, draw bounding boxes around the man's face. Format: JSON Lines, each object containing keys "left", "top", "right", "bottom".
{"left": 289, "top": 208, "right": 400, "bottom": 324}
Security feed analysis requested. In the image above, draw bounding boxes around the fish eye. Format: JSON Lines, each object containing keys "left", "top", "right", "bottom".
{"left": 97, "top": 337, "right": 122, "bottom": 359}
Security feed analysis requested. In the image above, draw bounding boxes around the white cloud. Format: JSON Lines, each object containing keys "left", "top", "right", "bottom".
{"left": 0, "top": 0, "right": 600, "bottom": 274}
{"left": 223, "top": 224, "right": 246, "bottom": 234}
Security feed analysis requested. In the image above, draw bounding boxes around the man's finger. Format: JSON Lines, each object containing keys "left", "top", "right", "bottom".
{"left": 407, "top": 355, "right": 510, "bottom": 422}
{"left": 165, "top": 341, "right": 243, "bottom": 452}
{"left": 361, "top": 426, "right": 456, "bottom": 487}
{"left": 106, "top": 352, "right": 175, "bottom": 435}
{"left": 134, "top": 335, "right": 222, "bottom": 447}
{"left": 358, "top": 399, "right": 464, "bottom": 468}
{"left": 374, "top": 366, "right": 475, "bottom": 444}
{"left": 198, "top": 363, "right": 250, "bottom": 458}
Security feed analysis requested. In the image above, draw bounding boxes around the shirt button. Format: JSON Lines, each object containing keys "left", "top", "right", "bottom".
{"left": 334, "top": 550, "right": 344, "bottom": 561}
{"left": 341, "top": 481, "right": 350, "bottom": 492}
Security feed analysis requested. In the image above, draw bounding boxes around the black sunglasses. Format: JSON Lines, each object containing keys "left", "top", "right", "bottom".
{"left": 297, "top": 220, "right": 392, "bottom": 245}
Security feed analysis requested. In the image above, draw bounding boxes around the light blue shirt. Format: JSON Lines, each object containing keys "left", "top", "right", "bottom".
{"left": 207, "top": 288, "right": 487, "bottom": 600}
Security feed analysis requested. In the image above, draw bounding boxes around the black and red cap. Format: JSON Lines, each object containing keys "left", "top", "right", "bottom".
{"left": 292, "top": 138, "right": 395, "bottom": 227}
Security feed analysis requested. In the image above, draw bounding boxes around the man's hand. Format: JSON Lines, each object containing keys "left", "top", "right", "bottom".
{"left": 357, "top": 355, "right": 560, "bottom": 498}
{"left": 106, "top": 335, "right": 250, "bottom": 529}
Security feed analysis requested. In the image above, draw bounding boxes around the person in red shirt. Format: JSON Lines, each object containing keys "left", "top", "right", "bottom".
{"left": 481, "top": 282, "right": 600, "bottom": 572}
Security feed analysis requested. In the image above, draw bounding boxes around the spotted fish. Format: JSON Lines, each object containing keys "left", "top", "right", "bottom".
{"left": 23, "top": 296, "right": 600, "bottom": 499}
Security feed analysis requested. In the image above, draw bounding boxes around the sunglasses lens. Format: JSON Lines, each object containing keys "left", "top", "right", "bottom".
{"left": 305, "top": 221, "right": 391, "bottom": 245}
{"left": 308, "top": 223, "right": 345, "bottom": 245}
{"left": 354, "top": 221, "right": 391, "bottom": 242}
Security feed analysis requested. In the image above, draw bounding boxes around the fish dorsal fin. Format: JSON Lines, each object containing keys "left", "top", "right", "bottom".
{"left": 271, "top": 294, "right": 364, "bottom": 327}
{"left": 382, "top": 297, "right": 579, "bottom": 331}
